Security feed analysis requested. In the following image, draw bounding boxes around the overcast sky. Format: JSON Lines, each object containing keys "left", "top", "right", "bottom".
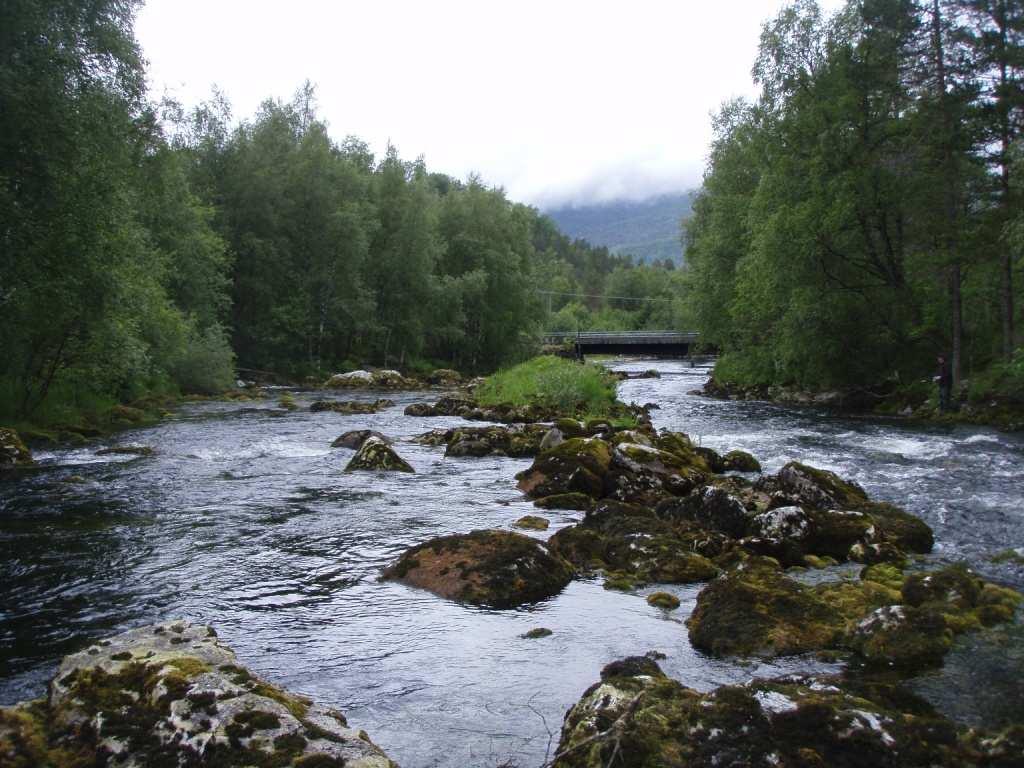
{"left": 136, "top": 0, "right": 844, "bottom": 209}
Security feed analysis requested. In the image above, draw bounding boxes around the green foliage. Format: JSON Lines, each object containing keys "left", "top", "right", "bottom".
{"left": 476, "top": 356, "right": 619, "bottom": 417}
{"left": 967, "top": 348, "right": 1024, "bottom": 403}
{"left": 169, "top": 324, "right": 237, "bottom": 395}
{"left": 687, "top": 0, "right": 1024, "bottom": 392}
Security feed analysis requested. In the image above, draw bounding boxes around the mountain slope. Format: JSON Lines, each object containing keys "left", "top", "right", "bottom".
{"left": 544, "top": 192, "right": 695, "bottom": 264}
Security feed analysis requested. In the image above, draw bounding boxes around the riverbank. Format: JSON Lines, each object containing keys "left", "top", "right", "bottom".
{"left": 700, "top": 375, "right": 1024, "bottom": 432}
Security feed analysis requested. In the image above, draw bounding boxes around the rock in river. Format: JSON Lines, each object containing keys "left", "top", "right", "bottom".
{"left": 331, "top": 429, "right": 391, "bottom": 449}
{"left": 344, "top": 436, "right": 414, "bottom": 473}
{"left": 0, "top": 620, "right": 395, "bottom": 767}
{"left": 0, "top": 428, "right": 32, "bottom": 468}
{"left": 382, "top": 529, "right": 574, "bottom": 608}
{"left": 550, "top": 656, "right": 1021, "bottom": 768}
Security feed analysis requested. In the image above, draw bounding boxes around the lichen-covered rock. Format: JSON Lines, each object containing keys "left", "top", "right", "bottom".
{"left": 551, "top": 658, "right": 997, "bottom": 768}
{"left": 516, "top": 438, "right": 612, "bottom": 499}
{"left": 0, "top": 428, "right": 33, "bottom": 468}
{"left": 0, "top": 621, "right": 395, "bottom": 768}
{"left": 381, "top": 529, "right": 574, "bottom": 608}
{"left": 325, "top": 369, "right": 419, "bottom": 390}
{"left": 722, "top": 449, "right": 762, "bottom": 472}
{"left": 775, "top": 461, "right": 869, "bottom": 509}
{"left": 604, "top": 442, "right": 707, "bottom": 504}
{"left": 646, "top": 591, "right": 681, "bottom": 610}
{"left": 549, "top": 502, "right": 721, "bottom": 585}
{"left": 860, "top": 501, "right": 934, "bottom": 553}
{"left": 310, "top": 398, "right": 394, "bottom": 414}
{"left": 657, "top": 487, "right": 748, "bottom": 538}
{"left": 331, "top": 430, "right": 391, "bottom": 449}
{"left": 344, "top": 437, "right": 414, "bottom": 473}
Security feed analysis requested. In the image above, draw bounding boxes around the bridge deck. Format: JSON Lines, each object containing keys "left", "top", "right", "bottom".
{"left": 542, "top": 331, "right": 699, "bottom": 346}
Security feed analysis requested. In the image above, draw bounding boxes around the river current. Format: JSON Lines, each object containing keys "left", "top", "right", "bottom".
{"left": 1, "top": 360, "right": 1022, "bottom": 766}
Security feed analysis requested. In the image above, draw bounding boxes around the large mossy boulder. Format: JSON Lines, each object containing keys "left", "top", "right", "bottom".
{"left": 687, "top": 559, "right": 844, "bottom": 657}
{"left": 551, "top": 658, "right": 1013, "bottom": 768}
{"left": 604, "top": 442, "right": 707, "bottom": 504}
{"left": 0, "top": 621, "right": 395, "bottom": 768}
{"left": 443, "top": 424, "right": 549, "bottom": 458}
{"left": 381, "top": 529, "right": 574, "bottom": 608}
{"left": 325, "top": 369, "right": 418, "bottom": 390}
{"left": 722, "top": 449, "right": 762, "bottom": 473}
{"left": 516, "top": 438, "right": 612, "bottom": 499}
{"left": 0, "top": 428, "right": 33, "bottom": 468}
{"left": 657, "top": 487, "right": 749, "bottom": 538}
{"left": 548, "top": 501, "right": 723, "bottom": 585}
{"left": 344, "top": 437, "right": 414, "bottom": 473}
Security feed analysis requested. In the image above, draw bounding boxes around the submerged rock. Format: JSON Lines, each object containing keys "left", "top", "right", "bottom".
{"left": 331, "top": 430, "right": 391, "bottom": 449}
{"left": 96, "top": 445, "right": 155, "bottom": 457}
{"left": 646, "top": 591, "right": 681, "bottom": 610}
{"left": 551, "top": 657, "right": 1014, "bottom": 768}
{"left": 0, "top": 428, "right": 32, "bottom": 468}
{"left": 0, "top": 620, "right": 395, "bottom": 768}
{"left": 381, "top": 529, "right": 573, "bottom": 608}
{"left": 310, "top": 398, "right": 394, "bottom": 414}
{"left": 344, "top": 437, "right": 414, "bottom": 473}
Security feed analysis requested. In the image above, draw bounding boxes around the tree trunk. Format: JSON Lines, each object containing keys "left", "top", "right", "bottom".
{"left": 996, "top": 0, "right": 1015, "bottom": 357}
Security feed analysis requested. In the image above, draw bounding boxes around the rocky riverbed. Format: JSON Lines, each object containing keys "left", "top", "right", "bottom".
{"left": 1, "top": 360, "right": 1022, "bottom": 766}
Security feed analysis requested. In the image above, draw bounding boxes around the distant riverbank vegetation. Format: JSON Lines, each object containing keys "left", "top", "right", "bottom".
{"left": 687, "top": 0, "right": 1024, "bottom": 407}
{"left": 0, "top": 0, "right": 686, "bottom": 431}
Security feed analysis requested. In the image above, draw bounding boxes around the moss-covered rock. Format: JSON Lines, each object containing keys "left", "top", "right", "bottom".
{"left": 441, "top": 424, "right": 548, "bottom": 458}
{"left": 687, "top": 558, "right": 846, "bottom": 658}
{"left": 331, "top": 430, "right": 390, "bottom": 450}
{"left": 775, "top": 461, "right": 869, "bottom": 509}
{"left": 534, "top": 492, "right": 596, "bottom": 511}
{"left": 551, "top": 659, "right": 993, "bottom": 768}
{"left": 722, "top": 449, "right": 762, "bottom": 472}
{"left": 860, "top": 501, "right": 934, "bottom": 553}
{"left": 514, "top": 515, "right": 550, "bottom": 530}
{"left": 657, "top": 487, "right": 748, "bottom": 538}
{"left": 381, "top": 529, "right": 574, "bottom": 608}
{"left": 325, "top": 369, "right": 419, "bottom": 390}
{"left": 0, "top": 428, "right": 32, "bottom": 468}
{"left": 516, "top": 438, "right": 612, "bottom": 499}
{"left": 427, "top": 368, "right": 463, "bottom": 386}
{"left": 521, "top": 627, "right": 553, "bottom": 639}
{"left": 0, "top": 621, "right": 394, "bottom": 768}
{"left": 344, "top": 437, "right": 414, "bottom": 473}
{"left": 646, "top": 591, "right": 681, "bottom": 610}
{"left": 278, "top": 393, "right": 299, "bottom": 411}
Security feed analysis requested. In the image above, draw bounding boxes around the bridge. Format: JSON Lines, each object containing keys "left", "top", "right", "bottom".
{"left": 542, "top": 331, "right": 700, "bottom": 358}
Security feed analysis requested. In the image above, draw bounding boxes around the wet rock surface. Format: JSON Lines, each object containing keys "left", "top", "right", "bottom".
{"left": 381, "top": 529, "right": 574, "bottom": 608}
{"left": 0, "top": 428, "right": 32, "bottom": 468}
{"left": 331, "top": 429, "right": 391, "bottom": 449}
{"left": 411, "top": 423, "right": 549, "bottom": 457}
{"left": 324, "top": 369, "right": 420, "bottom": 390}
{"left": 551, "top": 657, "right": 1022, "bottom": 768}
{"left": 344, "top": 437, "right": 414, "bottom": 473}
{"left": 0, "top": 620, "right": 395, "bottom": 767}
{"left": 310, "top": 398, "right": 395, "bottom": 414}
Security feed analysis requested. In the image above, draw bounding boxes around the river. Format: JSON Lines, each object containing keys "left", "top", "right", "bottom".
{"left": 1, "top": 359, "right": 1022, "bottom": 767}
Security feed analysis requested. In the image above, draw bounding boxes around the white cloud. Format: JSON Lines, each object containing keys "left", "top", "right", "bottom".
{"left": 136, "top": 0, "right": 845, "bottom": 207}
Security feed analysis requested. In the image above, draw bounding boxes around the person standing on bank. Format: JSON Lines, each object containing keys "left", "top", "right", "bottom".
{"left": 935, "top": 355, "right": 953, "bottom": 412}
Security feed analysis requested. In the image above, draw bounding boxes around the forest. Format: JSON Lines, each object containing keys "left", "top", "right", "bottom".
{"left": 686, "top": 0, "right": 1024, "bottom": 402}
{"left": 0, "top": 0, "right": 683, "bottom": 428}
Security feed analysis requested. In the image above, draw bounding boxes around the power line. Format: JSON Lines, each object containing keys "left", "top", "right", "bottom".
{"left": 534, "top": 289, "right": 676, "bottom": 303}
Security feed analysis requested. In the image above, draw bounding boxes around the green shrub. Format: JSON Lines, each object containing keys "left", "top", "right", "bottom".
{"left": 967, "top": 348, "right": 1024, "bottom": 404}
{"left": 475, "top": 355, "right": 619, "bottom": 417}
{"left": 170, "top": 324, "right": 236, "bottom": 395}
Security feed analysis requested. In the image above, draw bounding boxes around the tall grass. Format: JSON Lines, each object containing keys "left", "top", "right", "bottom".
{"left": 475, "top": 356, "right": 620, "bottom": 417}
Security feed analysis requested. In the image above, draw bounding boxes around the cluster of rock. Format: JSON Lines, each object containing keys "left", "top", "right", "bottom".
{"left": 0, "top": 427, "right": 33, "bottom": 469}
{"left": 322, "top": 368, "right": 465, "bottom": 391}
{"left": 404, "top": 395, "right": 561, "bottom": 424}
{"left": 411, "top": 423, "right": 550, "bottom": 457}
{"left": 310, "top": 398, "right": 395, "bottom": 414}
{"left": 550, "top": 656, "right": 1024, "bottom": 768}
{"left": 0, "top": 621, "right": 395, "bottom": 768}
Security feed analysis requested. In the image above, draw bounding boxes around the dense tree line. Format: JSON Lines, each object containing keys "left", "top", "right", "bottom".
{"left": 686, "top": 0, "right": 1024, "bottom": 397}
{"left": 0, "top": 0, "right": 677, "bottom": 423}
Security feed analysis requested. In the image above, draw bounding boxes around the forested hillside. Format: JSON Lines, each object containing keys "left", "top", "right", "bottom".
{"left": 0, "top": 0, "right": 685, "bottom": 427}
{"left": 546, "top": 193, "right": 695, "bottom": 264}
{"left": 687, "top": 0, "right": 1024, "bottom": 402}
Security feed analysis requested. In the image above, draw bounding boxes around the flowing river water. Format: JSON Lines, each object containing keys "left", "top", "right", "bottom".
{"left": 1, "top": 359, "right": 1023, "bottom": 767}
